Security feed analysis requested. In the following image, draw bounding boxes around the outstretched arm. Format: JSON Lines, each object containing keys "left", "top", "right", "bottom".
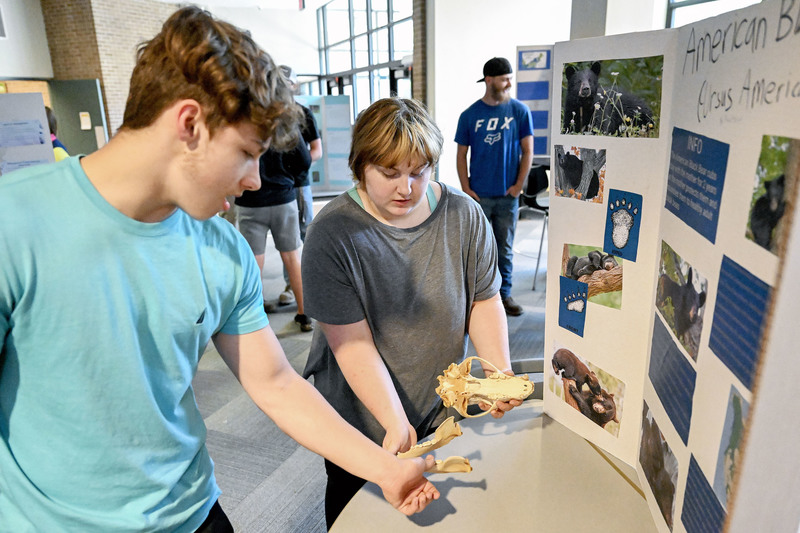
{"left": 467, "top": 294, "right": 522, "bottom": 418}
{"left": 213, "top": 327, "right": 439, "bottom": 514}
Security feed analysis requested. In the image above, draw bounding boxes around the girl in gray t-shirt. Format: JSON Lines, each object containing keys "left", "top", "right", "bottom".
{"left": 301, "top": 97, "right": 523, "bottom": 528}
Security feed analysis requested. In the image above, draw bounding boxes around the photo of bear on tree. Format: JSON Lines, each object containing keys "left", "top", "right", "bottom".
{"left": 548, "top": 344, "right": 626, "bottom": 437}
{"left": 553, "top": 145, "right": 606, "bottom": 202}
{"left": 746, "top": 135, "right": 799, "bottom": 254}
{"left": 561, "top": 243, "right": 622, "bottom": 309}
{"left": 655, "top": 241, "right": 708, "bottom": 361}
{"left": 561, "top": 56, "right": 663, "bottom": 138}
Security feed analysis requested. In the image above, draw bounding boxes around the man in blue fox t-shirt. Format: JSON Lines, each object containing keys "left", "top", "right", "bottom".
{"left": 455, "top": 57, "right": 534, "bottom": 317}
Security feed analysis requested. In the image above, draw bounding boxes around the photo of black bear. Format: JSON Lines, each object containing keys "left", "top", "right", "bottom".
{"left": 557, "top": 152, "right": 599, "bottom": 199}
{"left": 639, "top": 405, "right": 677, "bottom": 530}
{"left": 657, "top": 266, "right": 707, "bottom": 340}
{"left": 749, "top": 173, "right": 785, "bottom": 251}
{"left": 563, "top": 61, "right": 601, "bottom": 133}
{"left": 552, "top": 145, "right": 605, "bottom": 201}
{"left": 565, "top": 250, "right": 618, "bottom": 280}
{"left": 568, "top": 381, "right": 618, "bottom": 428}
{"left": 562, "top": 59, "right": 659, "bottom": 137}
{"left": 552, "top": 348, "right": 601, "bottom": 395}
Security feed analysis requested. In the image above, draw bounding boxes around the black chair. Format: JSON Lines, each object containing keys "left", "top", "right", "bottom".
{"left": 519, "top": 165, "right": 549, "bottom": 290}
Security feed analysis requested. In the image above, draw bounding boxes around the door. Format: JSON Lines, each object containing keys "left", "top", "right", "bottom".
{"left": 48, "top": 79, "right": 108, "bottom": 156}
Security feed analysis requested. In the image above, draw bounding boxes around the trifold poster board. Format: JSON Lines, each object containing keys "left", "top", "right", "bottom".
{"left": 544, "top": 2, "right": 800, "bottom": 532}
{"left": 0, "top": 93, "right": 54, "bottom": 177}
{"left": 515, "top": 45, "right": 554, "bottom": 165}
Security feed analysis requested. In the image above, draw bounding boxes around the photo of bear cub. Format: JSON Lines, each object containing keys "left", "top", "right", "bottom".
{"left": 565, "top": 250, "right": 618, "bottom": 280}
{"left": 656, "top": 241, "right": 708, "bottom": 361}
{"left": 561, "top": 244, "right": 623, "bottom": 309}
{"left": 553, "top": 145, "right": 605, "bottom": 202}
{"left": 552, "top": 348, "right": 621, "bottom": 431}
{"left": 746, "top": 135, "right": 799, "bottom": 254}
{"left": 552, "top": 348, "right": 601, "bottom": 395}
{"left": 639, "top": 403, "right": 678, "bottom": 530}
{"left": 561, "top": 56, "right": 662, "bottom": 138}
{"left": 749, "top": 174, "right": 785, "bottom": 250}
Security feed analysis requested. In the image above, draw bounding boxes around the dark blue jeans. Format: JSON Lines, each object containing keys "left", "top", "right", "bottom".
{"left": 478, "top": 195, "right": 518, "bottom": 299}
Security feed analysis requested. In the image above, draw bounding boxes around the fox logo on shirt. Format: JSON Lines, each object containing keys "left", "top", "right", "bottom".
{"left": 474, "top": 117, "right": 515, "bottom": 133}
{"left": 484, "top": 132, "right": 502, "bottom": 145}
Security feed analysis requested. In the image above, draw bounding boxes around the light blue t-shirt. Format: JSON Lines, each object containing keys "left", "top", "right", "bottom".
{"left": 0, "top": 157, "right": 269, "bottom": 532}
{"left": 454, "top": 98, "right": 534, "bottom": 197}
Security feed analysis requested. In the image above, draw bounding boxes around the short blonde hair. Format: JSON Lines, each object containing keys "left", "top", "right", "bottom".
{"left": 349, "top": 98, "right": 443, "bottom": 186}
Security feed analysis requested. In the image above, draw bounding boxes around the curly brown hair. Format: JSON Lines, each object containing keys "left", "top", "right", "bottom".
{"left": 121, "top": 6, "right": 301, "bottom": 150}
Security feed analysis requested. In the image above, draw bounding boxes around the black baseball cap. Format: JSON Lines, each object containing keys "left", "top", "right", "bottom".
{"left": 477, "top": 57, "right": 513, "bottom": 82}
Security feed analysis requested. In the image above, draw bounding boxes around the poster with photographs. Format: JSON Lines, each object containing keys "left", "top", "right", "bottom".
{"left": 545, "top": 2, "right": 800, "bottom": 531}
{"left": 545, "top": 27, "right": 676, "bottom": 464}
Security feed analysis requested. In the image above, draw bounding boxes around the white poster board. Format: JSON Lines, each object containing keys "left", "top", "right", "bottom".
{"left": 515, "top": 45, "right": 554, "bottom": 165}
{"left": 544, "top": 2, "right": 800, "bottom": 531}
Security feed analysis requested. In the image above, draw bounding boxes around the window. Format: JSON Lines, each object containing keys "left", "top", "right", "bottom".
{"left": 666, "top": 0, "right": 761, "bottom": 28}
{"left": 318, "top": 0, "right": 414, "bottom": 121}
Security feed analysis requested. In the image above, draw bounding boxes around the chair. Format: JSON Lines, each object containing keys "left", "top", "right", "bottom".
{"left": 519, "top": 165, "right": 549, "bottom": 290}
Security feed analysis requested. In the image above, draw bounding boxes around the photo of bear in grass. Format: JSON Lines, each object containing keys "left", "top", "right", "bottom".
{"left": 561, "top": 56, "right": 662, "bottom": 138}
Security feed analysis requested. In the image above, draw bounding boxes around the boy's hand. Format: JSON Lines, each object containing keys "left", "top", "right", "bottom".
{"left": 379, "top": 455, "right": 440, "bottom": 515}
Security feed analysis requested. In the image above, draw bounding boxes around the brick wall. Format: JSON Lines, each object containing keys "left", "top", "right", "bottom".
{"left": 90, "top": 0, "right": 176, "bottom": 133}
{"left": 412, "top": 0, "right": 426, "bottom": 105}
{"left": 40, "top": 0, "right": 103, "bottom": 80}
{"left": 40, "top": 0, "right": 175, "bottom": 134}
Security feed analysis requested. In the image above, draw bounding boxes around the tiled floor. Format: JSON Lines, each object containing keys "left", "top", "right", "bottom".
{"left": 193, "top": 210, "right": 549, "bottom": 532}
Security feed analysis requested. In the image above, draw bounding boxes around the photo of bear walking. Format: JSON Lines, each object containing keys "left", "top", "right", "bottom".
{"left": 561, "top": 57, "right": 663, "bottom": 138}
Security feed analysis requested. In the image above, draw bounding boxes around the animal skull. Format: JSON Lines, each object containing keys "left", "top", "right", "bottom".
{"left": 435, "top": 356, "right": 534, "bottom": 418}
{"left": 397, "top": 416, "right": 463, "bottom": 459}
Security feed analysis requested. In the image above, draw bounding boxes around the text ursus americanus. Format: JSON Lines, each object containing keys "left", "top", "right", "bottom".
{"left": 563, "top": 61, "right": 654, "bottom": 136}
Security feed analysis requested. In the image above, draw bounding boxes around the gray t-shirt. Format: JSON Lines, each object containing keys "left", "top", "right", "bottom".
{"left": 301, "top": 183, "right": 500, "bottom": 443}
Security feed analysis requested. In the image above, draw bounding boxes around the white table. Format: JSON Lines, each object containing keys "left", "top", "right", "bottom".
{"left": 331, "top": 401, "right": 657, "bottom": 532}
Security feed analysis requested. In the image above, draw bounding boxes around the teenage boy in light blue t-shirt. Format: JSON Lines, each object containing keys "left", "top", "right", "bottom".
{"left": 455, "top": 57, "right": 534, "bottom": 318}
{"left": 0, "top": 7, "right": 438, "bottom": 532}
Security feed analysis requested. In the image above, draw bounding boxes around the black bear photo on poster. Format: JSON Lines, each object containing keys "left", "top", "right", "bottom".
{"left": 561, "top": 56, "right": 663, "bottom": 138}
{"left": 549, "top": 345, "right": 626, "bottom": 436}
{"left": 553, "top": 145, "right": 606, "bottom": 202}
